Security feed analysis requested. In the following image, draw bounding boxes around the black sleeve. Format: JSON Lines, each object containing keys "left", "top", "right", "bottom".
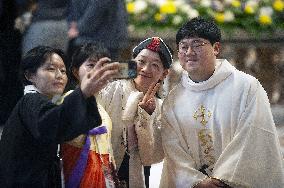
{"left": 20, "top": 88, "right": 102, "bottom": 144}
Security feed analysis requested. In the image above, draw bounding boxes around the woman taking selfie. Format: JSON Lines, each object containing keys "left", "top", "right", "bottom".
{"left": 0, "top": 46, "right": 119, "bottom": 187}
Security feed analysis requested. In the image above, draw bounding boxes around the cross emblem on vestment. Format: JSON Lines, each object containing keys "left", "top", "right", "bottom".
{"left": 193, "top": 105, "right": 212, "bottom": 126}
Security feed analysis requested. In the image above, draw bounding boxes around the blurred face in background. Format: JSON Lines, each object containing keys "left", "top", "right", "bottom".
{"left": 28, "top": 53, "right": 67, "bottom": 98}
{"left": 73, "top": 57, "right": 98, "bottom": 83}
{"left": 134, "top": 49, "right": 168, "bottom": 93}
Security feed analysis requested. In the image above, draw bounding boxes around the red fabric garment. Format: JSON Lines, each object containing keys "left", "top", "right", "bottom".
{"left": 62, "top": 144, "right": 111, "bottom": 188}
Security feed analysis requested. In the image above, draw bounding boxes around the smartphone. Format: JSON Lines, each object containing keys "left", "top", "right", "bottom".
{"left": 114, "top": 60, "right": 137, "bottom": 79}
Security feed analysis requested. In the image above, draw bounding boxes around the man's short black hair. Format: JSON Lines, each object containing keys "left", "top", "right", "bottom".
{"left": 176, "top": 17, "right": 221, "bottom": 45}
{"left": 21, "top": 46, "right": 65, "bottom": 85}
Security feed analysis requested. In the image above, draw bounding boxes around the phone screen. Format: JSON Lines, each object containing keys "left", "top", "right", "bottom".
{"left": 115, "top": 60, "right": 137, "bottom": 79}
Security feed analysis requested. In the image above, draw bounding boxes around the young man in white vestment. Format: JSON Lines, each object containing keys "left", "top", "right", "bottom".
{"left": 159, "top": 17, "right": 284, "bottom": 188}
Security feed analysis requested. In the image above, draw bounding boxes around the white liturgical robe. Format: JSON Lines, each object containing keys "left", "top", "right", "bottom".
{"left": 160, "top": 59, "right": 284, "bottom": 188}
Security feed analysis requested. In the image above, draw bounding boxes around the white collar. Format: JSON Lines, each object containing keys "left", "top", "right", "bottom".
{"left": 24, "top": 85, "right": 39, "bottom": 95}
{"left": 181, "top": 59, "right": 234, "bottom": 91}
{"left": 24, "top": 84, "right": 62, "bottom": 104}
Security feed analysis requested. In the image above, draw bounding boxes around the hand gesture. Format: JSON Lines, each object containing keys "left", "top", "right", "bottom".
{"left": 138, "top": 82, "right": 161, "bottom": 115}
{"left": 80, "top": 57, "right": 119, "bottom": 98}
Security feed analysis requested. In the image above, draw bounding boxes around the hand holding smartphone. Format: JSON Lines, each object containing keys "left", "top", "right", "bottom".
{"left": 113, "top": 60, "right": 137, "bottom": 79}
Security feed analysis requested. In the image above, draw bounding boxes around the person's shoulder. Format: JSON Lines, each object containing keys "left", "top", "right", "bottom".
{"left": 22, "top": 93, "right": 52, "bottom": 108}
{"left": 163, "top": 81, "right": 183, "bottom": 107}
{"left": 233, "top": 68, "right": 259, "bottom": 88}
{"left": 229, "top": 68, "right": 263, "bottom": 99}
{"left": 169, "top": 84, "right": 183, "bottom": 97}
{"left": 235, "top": 68, "right": 257, "bottom": 81}
{"left": 168, "top": 73, "right": 185, "bottom": 95}
{"left": 219, "top": 58, "right": 258, "bottom": 88}
{"left": 220, "top": 59, "right": 257, "bottom": 85}
{"left": 100, "top": 79, "right": 118, "bottom": 90}
{"left": 111, "top": 79, "right": 135, "bottom": 91}
{"left": 22, "top": 93, "right": 44, "bottom": 102}
{"left": 99, "top": 79, "right": 127, "bottom": 98}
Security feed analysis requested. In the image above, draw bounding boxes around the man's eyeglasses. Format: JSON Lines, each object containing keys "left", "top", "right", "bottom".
{"left": 178, "top": 40, "right": 209, "bottom": 54}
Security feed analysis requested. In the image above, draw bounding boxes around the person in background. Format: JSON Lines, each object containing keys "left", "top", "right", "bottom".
{"left": 61, "top": 43, "right": 121, "bottom": 188}
{"left": 66, "top": 0, "right": 128, "bottom": 61}
{"left": 96, "top": 37, "right": 173, "bottom": 188}
{"left": 0, "top": 46, "right": 119, "bottom": 187}
{"left": 22, "top": 0, "right": 69, "bottom": 55}
{"left": 160, "top": 17, "right": 284, "bottom": 188}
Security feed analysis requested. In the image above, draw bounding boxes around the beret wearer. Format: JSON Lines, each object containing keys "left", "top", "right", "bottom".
{"left": 132, "top": 37, "right": 173, "bottom": 68}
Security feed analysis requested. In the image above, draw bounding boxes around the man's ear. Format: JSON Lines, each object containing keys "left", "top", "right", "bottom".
{"left": 213, "top": 42, "right": 221, "bottom": 56}
{"left": 72, "top": 68, "right": 80, "bottom": 81}
{"left": 25, "top": 71, "right": 36, "bottom": 84}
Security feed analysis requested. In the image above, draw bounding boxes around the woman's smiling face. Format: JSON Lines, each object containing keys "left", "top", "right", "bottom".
{"left": 28, "top": 53, "right": 67, "bottom": 98}
{"left": 134, "top": 49, "right": 168, "bottom": 93}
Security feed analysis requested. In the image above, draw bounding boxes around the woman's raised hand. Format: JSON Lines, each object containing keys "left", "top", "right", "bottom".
{"left": 80, "top": 57, "right": 119, "bottom": 98}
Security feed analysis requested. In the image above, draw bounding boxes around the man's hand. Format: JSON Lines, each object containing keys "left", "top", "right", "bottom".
{"left": 138, "top": 82, "right": 160, "bottom": 115}
{"left": 80, "top": 57, "right": 119, "bottom": 98}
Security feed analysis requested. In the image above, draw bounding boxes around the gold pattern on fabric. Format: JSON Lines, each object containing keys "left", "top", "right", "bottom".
{"left": 198, "top": 129, "right": 215, "bottom": 166}
{"left": 193, "top": 105, "right": 212, "bottom": 126}
{"left": 193, "top": 105, "right": 215, "bottom": 171}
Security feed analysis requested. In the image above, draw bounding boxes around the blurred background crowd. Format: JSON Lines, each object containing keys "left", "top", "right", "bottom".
{"left": 1, "top": 0, "right": 284, "bottom": 135}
